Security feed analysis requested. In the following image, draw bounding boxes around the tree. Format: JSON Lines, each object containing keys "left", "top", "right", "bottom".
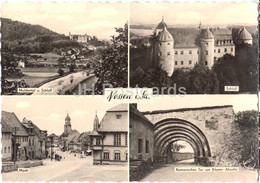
{"left": 213, "top": 54, "right": 239, "bottom": 94}
{"left": 171, "top": 68, "right": 190, "bottom": 93}
{"left": 57, "top": 68, "right": 64, "bottom": 76}
{"left": 189, "top": 64, "right": 219, "bottom": 94}
{"left": 94, "top": 23, "right": 128, "bottom": 94}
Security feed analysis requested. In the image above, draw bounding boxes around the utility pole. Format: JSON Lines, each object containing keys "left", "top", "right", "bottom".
{"left": 13, "top": 127, "right": 18, "bottom": 167}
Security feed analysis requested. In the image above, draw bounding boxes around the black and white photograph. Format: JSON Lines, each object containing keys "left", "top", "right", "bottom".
{"left": 130, "top": 95, "right": 258, "bottom": 182}
{"left": 1, "top": 97, "right": 128, "bottom": 182}
{"left": 130, "top": 2, "right": 258, "bottom": 94}
{"left": 1, "top": 2, "right": 128, "bottom": 95}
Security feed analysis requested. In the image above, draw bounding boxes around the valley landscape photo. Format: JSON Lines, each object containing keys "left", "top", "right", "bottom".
{"left": 1, "top": 2, "right": 128, "bottom": 95}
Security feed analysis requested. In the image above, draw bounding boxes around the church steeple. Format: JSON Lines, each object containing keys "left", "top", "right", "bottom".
{"left": 93, "top": 111, "right": 99, "bottom": 130}
{"left": 64, "top": 112, "right": 72, "bottom": 136}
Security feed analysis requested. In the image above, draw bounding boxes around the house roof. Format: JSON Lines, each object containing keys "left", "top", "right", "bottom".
{"left": 97, "top": 105, "right": 128, "bottom": 132}
{"left": 2, "top": 120, "right": 13, "bottom": 133}
{"left": 48, "top": 133, "right": 59, "bottom": 138}
{"left": 1, "top": 111, "right": 28, "bottom": 136}
{"left": 130, "top": 104, "right": 154, "bottom": 128}
{"left": 89, "top": 130, "right": 101, "bottom": 136}
{"left": 107, "top": 104, "right": 128, "bottom": 112}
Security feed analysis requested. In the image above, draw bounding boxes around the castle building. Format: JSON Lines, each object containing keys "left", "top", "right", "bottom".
{"left": 69, "top": 32, "right": 92, "bottom": 43}
{"left": 90, "top": 104, "right": 128, "bottom": 165}
{"left": 132, "top": 17, "right": 253, "bottom": 76}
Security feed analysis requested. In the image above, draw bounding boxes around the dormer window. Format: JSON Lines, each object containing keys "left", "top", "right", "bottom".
{"left": 116, "top": 114, "right": 122, "bottom": 119}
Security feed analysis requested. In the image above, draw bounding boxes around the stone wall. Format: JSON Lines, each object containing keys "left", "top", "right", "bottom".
{"left": 143, "top": 106, "right": 235, "bottom": 165}
{"left": 2, "top": 160, "right": 43, "bottom": 173}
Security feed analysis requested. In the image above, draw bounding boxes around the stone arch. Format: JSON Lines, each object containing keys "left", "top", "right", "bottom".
{"left": 154, "top": 118, "right": 211, "bottom": 165}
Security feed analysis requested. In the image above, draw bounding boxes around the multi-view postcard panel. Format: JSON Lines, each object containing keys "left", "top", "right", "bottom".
{"left": 1, "top": 97, "right": 128, "bottom": 181}
{"left": 1, "top": 2, "right": 128, "bottom": 95}
{"left": 1, "top": 1, "right": 260, "bottom": 183}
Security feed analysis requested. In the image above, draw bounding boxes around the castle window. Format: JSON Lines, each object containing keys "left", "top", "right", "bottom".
{"left": 206, "top": 43, "right": 208, "bottom": 46}
{"left": 114, "top": 134, "right": 121, "bottom": 145}
{"left": 197, "top": 50, "right": 199, "bottom": 54}
{"left": 224, "top": 48, "right": 227, "bottom": 52}
{"left": 125, "top": 134, "right": 128, "bottom": 145}
{"left": 189, "top": 50, "right": 192, "bottom": 54}
{"left": 189, "top": 60, "right": 192, "bottom": 65}
{"left": 159, "top": 43, "right": 162, "bottom": 46}
{"left": 116, "top": 114, "right": 121, "bottom": 119}
{"left": 214, "top": 49, "right": 216, "bottom": 53}
{"left": 167, "top": 43, "right": 170, "bottom": 45}
{"left": 218, "top": 49, "right": 220, "bottom": 53}
{"left": 8, "top": 147, "right": 10, "bottom": 153}
{"left": 175, "top": 51, "right": 178, "bottom": 55}
{"left": 125, "top": 152, "right": 128, "bottom": 160}
{"left": 231, "top": 48, "right": 233, "bottom": 52}
{"left": 4, "top": 147, "right": 6, "bottom": 154}
{"left": 158, "top": 52, "right": 162, "bottom": 56}
{"left": 181, "top": 61, "right": 184, "bottom": 65}
{"left": 167, "top": 52, "right": 170, "bottom": 55}
{"left": 175, "top": 61, "right": 178, "bottom": 65}
{"left": 181, "top": 51, "right": 184, "bottom": 55}
{"left": 205, "top": 61, "right": 208, "bottom": 65}
{"left": 145, "top": 141, "right": 149, "bottom": 153}
{"left": 138, "top": 139, "right": 143, "bottom": 153}
{"left": 206, "top": 50, "right": 208, "bottom": 55}
{"left": 114, "top": 152, "right": 121, "bottom": 161}
{"left": 104, "top": 152, "right": 110, "bottom": 160}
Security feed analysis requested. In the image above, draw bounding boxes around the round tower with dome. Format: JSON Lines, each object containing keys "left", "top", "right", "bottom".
{"left": 200, "top": 28, "right": 215, "bottom": 68}
{"left": 155, "top": 18, "right": 175, "bottom": 76}
{"left": 236, "top": 27, "right": 253, "bottom": 45}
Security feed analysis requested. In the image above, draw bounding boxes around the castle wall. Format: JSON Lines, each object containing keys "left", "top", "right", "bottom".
{"left": 214, "top": 45, "right": 235, "bottom": 60}
{"left": 174, "top": 47, "right": 200, "bottom": 69}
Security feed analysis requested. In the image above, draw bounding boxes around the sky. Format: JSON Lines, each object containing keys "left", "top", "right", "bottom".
{"left": 130, "top": 2, "right": 258, "bottom": 26}
{"left": 138, "top": 95, "right": 258, "bottom": 113}
{"left": 1, "top": 96, "right": 119, "bottom": 135}
{"left": 1, "top": 2, "right": 128, "bottom": 40}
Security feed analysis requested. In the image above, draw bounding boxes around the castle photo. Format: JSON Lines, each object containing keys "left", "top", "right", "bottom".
{"left": 130, "top": 2, "right": 258, "bottom": 94}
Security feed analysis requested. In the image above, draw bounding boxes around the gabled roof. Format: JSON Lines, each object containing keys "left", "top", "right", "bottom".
{"left": 97, "top": 104, "right": 128, "bottom": 132}
{"left": 107, "top": 104, "right": 128, "bottom": 112}
{"left": 89, "top": 130, "right": 101, "bottom": 136}
{"left": 130, "top": 104, "right": 154, "bottom": 128}
{"left": 1, "top": 111, "right": 28, "bottom": 136}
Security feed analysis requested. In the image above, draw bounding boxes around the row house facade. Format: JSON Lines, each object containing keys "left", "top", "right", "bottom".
{"left": 1, "top": 111, "right": 48, "bottom": 162}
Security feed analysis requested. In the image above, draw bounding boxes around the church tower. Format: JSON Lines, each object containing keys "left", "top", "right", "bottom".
{"left": 64, "top": 113, "right": 72, "bottom": 136}
{"left": 200, "top": 28, "right": 215, "bottom": 68}
{"left": 155, "top": 22, "right": 175, "bottom": 76}
{"left": 93, "top": 111, "right": 99, "bottom": 130}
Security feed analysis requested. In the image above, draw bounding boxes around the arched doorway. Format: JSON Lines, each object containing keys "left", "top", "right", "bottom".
{"left": 154, "top": 118, "right": 211, "bottom": 166}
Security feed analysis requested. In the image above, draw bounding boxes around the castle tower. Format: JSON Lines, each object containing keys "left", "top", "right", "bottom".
{"left": 93, "top": 111, "right": 99, "bottom": 130}
{"left": 64, "top": 113, "right": 72, "bottom": 136}
{"left": 155, "top": 25, "right": 175, "bottom": 76}
{"left": 236, "top": 27, "right": 252, "bottom": 45}
{"left": 200, "top": 28, "right": 215, "bottom": 68}
{"left": 155, "top": 16, "right": 168, "bottom": 36}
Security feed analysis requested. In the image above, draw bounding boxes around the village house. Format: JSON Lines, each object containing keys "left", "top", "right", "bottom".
{"left": 1, "top": 118, "right": 13, "bottom": 161}
{"left": 90, "top": 104, "right": 128, "bottom": 165}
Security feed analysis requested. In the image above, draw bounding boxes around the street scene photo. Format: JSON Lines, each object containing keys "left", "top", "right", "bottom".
{"left": 129, "top": 95, "right": 258, "bottom": 182}
{"left": 130, "top": 2, "right": 258, "bottom": 94}
{"left": 1, "top": 2, "right": 128, "bottom": 95}
{"left": 1, "top": 97, "right": 128, "bottom": 181}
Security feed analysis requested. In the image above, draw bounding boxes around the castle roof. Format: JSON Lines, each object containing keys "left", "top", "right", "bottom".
{"left": 107, "top": 104, "right": 128, "bottom": 112}
{"left": 200, "top": 28, "right": 214, "bottom": 39}
{"left": 156, "top": 17, "right": 167, "bottom": 29}
{"left": 157, "top": 26, "right": 174, "bottom": 42}
{"left": 237, "top": 27, "right": 252, "bottom": 40}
